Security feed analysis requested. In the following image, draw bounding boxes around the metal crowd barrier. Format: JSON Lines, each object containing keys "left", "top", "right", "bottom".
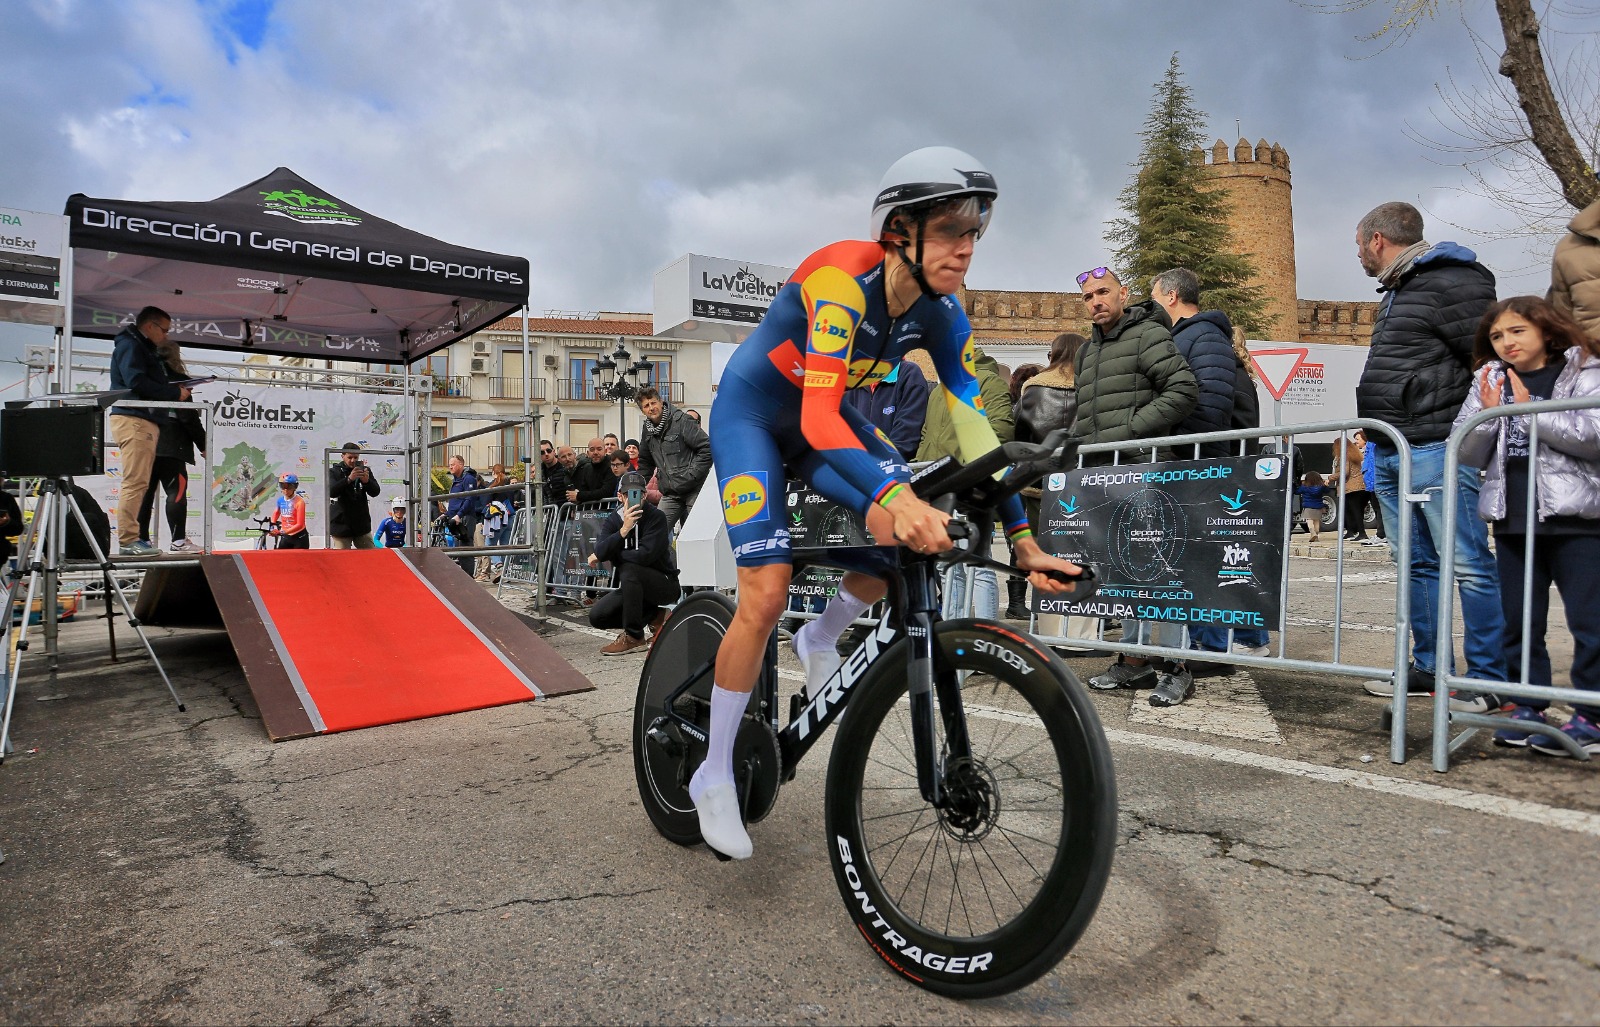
{"left": 1432, "top": 392, "right": 1600, "bottom": 770}
{"left": 1022, "top": 418, "right": 1420, "bottom": 764}
{"left": 539, "top": 500, "right": 623, "bottom": 604}
{"left": 496, "top": 504, "right": 563, "bottom": 602}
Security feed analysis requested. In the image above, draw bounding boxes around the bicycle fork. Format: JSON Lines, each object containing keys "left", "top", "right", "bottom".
{"left": 904, "top": 563, "right": 973, "bottom": 808}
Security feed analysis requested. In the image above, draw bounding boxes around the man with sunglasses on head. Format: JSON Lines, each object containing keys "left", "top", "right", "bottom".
{"left": 1069, "top": 264, "right": 1200, "bottom": 707}
{"left": 693, "top": 147, "right": 1087, "bottom": 860}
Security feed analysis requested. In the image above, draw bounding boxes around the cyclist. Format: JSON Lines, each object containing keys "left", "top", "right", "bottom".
{"left": 268, "top": 473, "right": 310, "bottom": 549}
{"left": 696, "top": 147, "right": 1086, "bottom": 859}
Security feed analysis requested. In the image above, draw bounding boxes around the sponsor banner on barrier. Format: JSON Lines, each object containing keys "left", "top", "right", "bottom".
{"left": 1037, "top": 455, "right": 1288, "bottom": 627}
{"left": 0, "top": 204, "right": 67, "bottom": 325}
{"left": 785, "top": 480, "right": 871, "bottom": 549}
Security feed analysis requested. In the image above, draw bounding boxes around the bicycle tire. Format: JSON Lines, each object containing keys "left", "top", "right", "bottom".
{"left": 632, "top": 591, "right": 736, "bottom": 845}
{"left": 824, "top": 618, "right": 1117, "bottom": 998}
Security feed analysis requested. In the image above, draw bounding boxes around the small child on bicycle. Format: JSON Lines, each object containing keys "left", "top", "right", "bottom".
{"left": 269, "top": 473, "right": 310, "bottom": 549}
{"left": 374, "top": 498, "right": 408, "bottom": 548}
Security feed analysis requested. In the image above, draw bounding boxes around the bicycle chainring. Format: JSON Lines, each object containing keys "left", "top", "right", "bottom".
{"left": 733, "top": 716, "right": 783, "bottom": 825}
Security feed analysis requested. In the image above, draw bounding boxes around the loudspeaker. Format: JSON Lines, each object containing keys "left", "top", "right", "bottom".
{"left": 0, "top": 405, "right": 105, "bottom": 477}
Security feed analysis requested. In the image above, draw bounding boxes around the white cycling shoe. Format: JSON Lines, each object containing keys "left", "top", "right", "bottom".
{"left": 692, "top": 781, "right": 753, "bottom": 860}
{"left": 792, "top": 623, "right": 842, "bottom": 702}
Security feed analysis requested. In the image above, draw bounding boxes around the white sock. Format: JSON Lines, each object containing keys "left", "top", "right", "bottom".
{"left": 796, "top": 587, "right": 870, "bottom": 662}
{"left": 690, "top": 685, "right": 752, "bottom": 804}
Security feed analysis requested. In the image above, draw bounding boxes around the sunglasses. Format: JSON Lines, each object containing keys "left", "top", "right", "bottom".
{"left": 540, "top": 448, "right": 553, "bottom": 455}
{"left": 1076, "top": 267, "right": 1112, "bottom": 287}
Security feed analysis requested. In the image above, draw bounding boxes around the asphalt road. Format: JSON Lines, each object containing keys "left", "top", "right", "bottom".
{"left": 2, "top": 550, "right": 1597, "bottom": 1025}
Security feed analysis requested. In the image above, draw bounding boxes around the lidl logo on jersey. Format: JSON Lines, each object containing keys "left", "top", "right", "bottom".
{"left": 721, "top": 472, "right": 769, "bottom": 526}
{"left": 810, "top": 302, "right": 857, "bottom": 355}
{"left": 848, "top": 355, "right": 891, "bottom": 388}
{"left": 961, "top": 336, "right": 976, "bottom": 372}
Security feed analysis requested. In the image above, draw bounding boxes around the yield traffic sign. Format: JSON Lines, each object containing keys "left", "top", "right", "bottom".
{"left": 1249, "top": 347, "right": 1309, "bottom": 401}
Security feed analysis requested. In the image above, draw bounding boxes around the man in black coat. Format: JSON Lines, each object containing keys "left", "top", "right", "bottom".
{"left": 328, "top": 442, "right": 381, "bottom": 549}
{"left": 1354, "top": 201, "right": 1505, "bottom": 704}
{"left": 1150, "top": 267, "right": 1238, "bottom": 460}
{"left": 635, "top": 387, "right": 712, "bottom": 530}
{"left": 536, "top": 439, "right": 568, "bottom": 508}
{"left": 566, "top": 438, "right": 619, "bottom": 504}
{"left": 588, "top": 471, "right": 679, "bottom": 655}
{"left": 108, "top": 306, "right": 191, "bottom": 557}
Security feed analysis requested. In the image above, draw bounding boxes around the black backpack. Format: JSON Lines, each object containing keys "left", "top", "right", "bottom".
{"left": 64, "top": 482, "right": 111, "bottom": 560}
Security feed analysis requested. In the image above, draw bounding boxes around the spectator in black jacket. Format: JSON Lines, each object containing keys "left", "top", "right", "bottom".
{"left": 1354, "top": 201, "right": 1505, "bottom": 705}
{"left": 108, "top": 306, "right": 191, "bottom": 557}
{"left": 1151, "top": 268, "right": 1237, "bottom": 459}
{"left": 567, "top": 438, "right": 619, "bottom": 504}
{"left": 445, "top": 454, "right": 483, "bottom": 573}
{"left": 635, "top": 387, "right": 712, "bottom": 531}
{"left": 537, "top": 439, "right": 568, "bottom": 507}
{"left": 589, "top": 471, "right": 679, "bottom": 656}
{"left": 329, "top": 442, "right": 381, "bottom": 549}
{"left": 135, "top": 340, "right": 207, "bottom": 554}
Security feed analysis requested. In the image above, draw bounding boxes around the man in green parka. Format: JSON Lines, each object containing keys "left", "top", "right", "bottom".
{"left": 1070, "top": 265, "right": 1200, "bottom": 707}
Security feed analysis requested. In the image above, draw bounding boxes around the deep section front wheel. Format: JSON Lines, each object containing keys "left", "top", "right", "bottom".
{"left": 824, "top": 619, "right": 1117, "bottom": 998}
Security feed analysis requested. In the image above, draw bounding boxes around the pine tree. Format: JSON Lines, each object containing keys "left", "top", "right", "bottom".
{"left": 1106, "top": 53, "right": 1269, "bottom": 336}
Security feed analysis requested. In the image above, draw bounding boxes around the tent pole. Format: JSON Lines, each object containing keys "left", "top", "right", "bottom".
{"left": 59, "top": 229, "right": 74, "bottom": 395}
{"left": 522, "top": 306, "right": 546, "bottom": 612}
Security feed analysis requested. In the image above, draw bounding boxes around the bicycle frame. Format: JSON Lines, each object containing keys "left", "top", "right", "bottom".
{"left": 651, "top": 546, "right": 964, "bottom": 807}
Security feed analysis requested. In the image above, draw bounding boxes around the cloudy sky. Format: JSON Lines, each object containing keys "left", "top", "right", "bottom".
{"left": 3, "top": 0, "right": 1592, "bottom": 393}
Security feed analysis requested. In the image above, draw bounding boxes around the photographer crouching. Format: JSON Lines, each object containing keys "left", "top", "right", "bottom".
{"left": 329, "top": 442, "right": 381, "bottom": 549}
{"left": 587, "top": 470, "right": 678, "bottom": 656}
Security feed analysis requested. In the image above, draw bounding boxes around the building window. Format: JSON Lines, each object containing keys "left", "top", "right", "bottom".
{"left": 639, "top": 356, "right": 673, "bottom": 390}
{"left": 569, "top": 355, "right": 600, "bottom": 400}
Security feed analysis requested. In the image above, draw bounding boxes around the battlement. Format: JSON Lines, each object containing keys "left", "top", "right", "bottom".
{"left": 1298, "top": 299, "right": 1378, "bottom": 346}
{"left": 1192, "top": 137, "right": 1289, "bottom": 171}
{"left": 962, "top": 288, "right": 1089, "bottom": 340}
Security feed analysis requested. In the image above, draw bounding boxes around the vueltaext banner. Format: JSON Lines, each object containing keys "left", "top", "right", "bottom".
{"left": 1036, "top": 455, "right": 1289, "bottom": 629}
{"left": 86, "top": 383, "right": 408, "bottom": 550}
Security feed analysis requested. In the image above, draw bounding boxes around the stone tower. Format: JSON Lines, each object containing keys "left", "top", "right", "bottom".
{"left": 1193, "top": 137, "right": 1298, "bottom": 341}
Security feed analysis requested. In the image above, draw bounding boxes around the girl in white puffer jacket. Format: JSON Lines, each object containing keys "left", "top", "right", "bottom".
{"left": 1454, "top": 296, "right": 1600, "bottom": 756}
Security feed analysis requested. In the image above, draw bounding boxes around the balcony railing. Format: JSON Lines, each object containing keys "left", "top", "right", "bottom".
{"left": 430, "top": 375, "right": 470, "bottom": 398}
{"left": 557, "top": 378, "right": 685, "bottom": 404}
{"left": 488, "top": 377, "right": 549, "bottom": 401}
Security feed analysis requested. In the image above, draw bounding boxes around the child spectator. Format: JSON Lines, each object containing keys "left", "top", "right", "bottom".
{"left": 1296, "top": 471, "right": 1331, "bottom": 542}
{"left": 1454, "top": 296, "right": 1600, "bottom": 756}
{"left": 374, "top": 498, "right": 408, "bottom": 548}
{"left": 268, "top": 473, "right": 309, "bottom": 549}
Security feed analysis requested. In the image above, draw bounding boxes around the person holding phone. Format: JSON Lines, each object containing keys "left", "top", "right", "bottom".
{"left": 587, "top": 470, "right": 678, "bottom": 656}
{"left": 329, "top": 442, "right": 380, "bottom": 549}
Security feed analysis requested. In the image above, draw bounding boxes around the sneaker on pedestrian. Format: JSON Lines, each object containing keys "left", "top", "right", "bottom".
{"left": 1361, "top": 537, "right": 1387, "bottom": 547}
{"left": 1447, "top": 690, "right": 1504, "bottom": 715}
{"left": 1089, "top": 658, "right": 1157, "bottom": 691}
{"left": 1493, "top": 706, "right": 1550, "bottom": 748}
{"left": 1149, "top": 665, "right": 1196, "bottom": 707}
{"left": 167, "top": 537, "right": 200, "bottom": 554}
{"left": 1231, "top": 642, "right": 1271, "bottom": 658}
{"left": 119, "top": 540, "right": 159, "bottom": 557}
{"left": 1530, "top": 711, "right": 1600, "bottom": 758}
{"left": 1363, "top": 664, "right": 1435, "bottom": 697}
{"left": 600, "top": 630, "right": 650, "bottom": 656}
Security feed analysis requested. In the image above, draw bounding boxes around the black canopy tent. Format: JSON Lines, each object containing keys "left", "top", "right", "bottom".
{"left": 63, "top": 166, "right": 529, "bottom": 365}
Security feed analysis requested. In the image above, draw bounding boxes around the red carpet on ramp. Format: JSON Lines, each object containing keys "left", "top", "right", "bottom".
{"left": 205, "top": 548, "right": 593, "bottom": 739}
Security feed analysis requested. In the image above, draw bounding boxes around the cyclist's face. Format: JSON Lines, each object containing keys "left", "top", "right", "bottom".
{"left": 909, "top": 209, "right": 982, "bottom": 294}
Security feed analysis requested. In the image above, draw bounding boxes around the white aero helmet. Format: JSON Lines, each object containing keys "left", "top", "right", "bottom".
{"left": 389, "top": 496, "right": 405, "bottom": 509}
{"left": 870, "top": 146, "right": 997, "bottom": 242}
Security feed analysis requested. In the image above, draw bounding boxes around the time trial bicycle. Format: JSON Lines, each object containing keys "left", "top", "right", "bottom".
{"left": 633, "top": 429, "right": 1117, "bottom": 998}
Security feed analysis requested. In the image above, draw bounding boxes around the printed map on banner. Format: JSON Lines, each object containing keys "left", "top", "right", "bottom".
{"left": 1037, "top": 456, "right": 1289, "bottom": 628}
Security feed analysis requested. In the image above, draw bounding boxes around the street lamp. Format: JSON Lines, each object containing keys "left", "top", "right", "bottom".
{"left": 589, "top": 336, "right": 652, "bottom": 442}
{"left": 550, "top": 405, "right": 562, "bottom": 444}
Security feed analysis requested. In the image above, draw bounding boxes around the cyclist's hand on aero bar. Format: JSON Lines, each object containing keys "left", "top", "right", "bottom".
{"left": 1013, "top": 535, "right": 1090, "bottom": 595}
{"left": 885, "top": 489, "right": 953, "bottom": 555}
